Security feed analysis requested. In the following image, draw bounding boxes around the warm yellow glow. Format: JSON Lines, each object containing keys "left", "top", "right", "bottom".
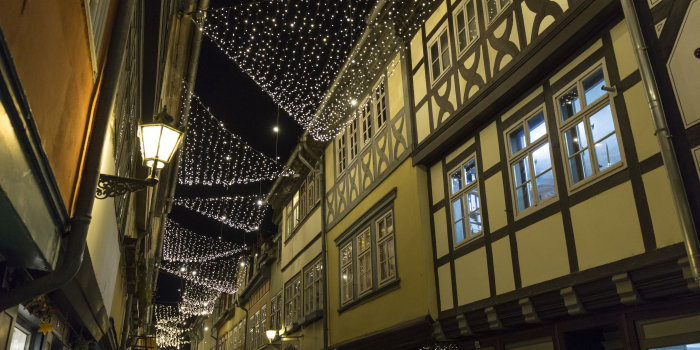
{"left": 138, "top": 123, "right": 183, "bottom": 168}
{"left": 266, "top": 330, "right": 277, "bottom": 342}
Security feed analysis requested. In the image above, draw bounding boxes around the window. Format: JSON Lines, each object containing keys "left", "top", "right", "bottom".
{"left": 270, "top": 293, "right": 282, "bottom": 332}
{"left": 247, "top": 306, "right": 266, "bottom": 350}
{"left": 348, "top": 117, "right": 359, "bottom": 161}
{"left": 303, "top": 257, "right": 324, "bottom": 316}
{"left": 232, "top": 322, "right": 243, "bottom": 350}
{"left": 484, "top": 0, "right": 512, "bottom": 24}
{"left": 506, "top": 109, "right": 556, "bottom": 214}
{"left": 555, "top": 63, "right": 622, "bottom": 188}
{"left": 357, "top": 229, "right": 373, "bottom": 295}
{"left": 284, "top": 275, "right": 302, "bottom": 326}
{"left": 9, "top": 325, "right": 30, "bottom": 350}
{"left": 375, "top": 211, "right": 396, "bottom": 285}
{"left": 360, "top": 99, "right": 373, "bottom": 146}
{"left": 336, "top": 132, "right": 347, "bottom": 174}
{"left": 340, "top": 243, "right": 354, "bottom": 305}
{"left": 449, "top": 158, "right": 482, "bottom": 245}
{"left": 428, "top": 25, "right": 452, "bottom": 83}
{"left": 84, "top": 0, "right": 110, "bottom": 75}
{"left": 337, "top": 207, "right": 398, "bottom": 307}
{"left": 374, "top": 78, "right": 388, "bottom": 129}
{"left": 284, "top": 172, "right": 321, "bottom": 239}
{"left": 453, "top": 0, "right": 479, "bottom": 55}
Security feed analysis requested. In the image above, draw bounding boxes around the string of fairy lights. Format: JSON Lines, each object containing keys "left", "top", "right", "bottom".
{"left": 163, "top": 219, "right": 247, "bottom": 263}
{"left": 174, "top": 195, "right": 267, "bottom": 232}
{"left": 156, "top": 1, "right": 447, "bottom": 347}
{"left": 178, "top": 91, "right": 293, "bottom": 186}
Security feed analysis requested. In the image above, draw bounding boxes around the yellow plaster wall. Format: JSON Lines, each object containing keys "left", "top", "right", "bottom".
{"left": 438, "top": 263, "right": 454, "bottom": 311}
{"left": 516, "top": 213, "right": 570, "bottom": 287}
{"left": 446, "top": 137, "right": 476, "bottom": 164}
{"left": 549, "top": 39, "right": 602, "bottom": 86}
{"left": 501, "top": 87, "right": 543, "bottom": 124}
{"left": 624, "top": 82, "right": 660, "bottom": 161}
{"left": 454, "top": 247, "right": 490, "bottom": 305}
{"left": 434, "top": 207, "right": 450, "bottom": 258}
{"left": 492, "top": 237, "right": 515, "bottom": 294}
{"left": 610, "top": 20, "right": 638, "bottom": 80}
{"left": 413, "top": 65, "right": 428, "bottom": 106}
{"left": 642, "top": 167, "right": 683, "bottom": 248}
{"left": 325, "top": 144, "right": 335, "bottom": 188}
{"left": 485, "top": 171, "right": 508, "bottom": 232}
{"left": 327, "top": 160, "right": 437, "bottom": 345}
{"left": 282, "top": 239, "right": 322, "bottom": 283}
{"left": 430, "top": 161, "right": 445, "bottom": 204}
{"left": 416, "top": 103, "right": 431, "bottom": 143}
{"left": 570, "top": 182, "right": 645, "bottom": 270}
{"left": 109, "top": 260, "right": 127, "bottom": 345}
{"left": 480, "top": 121, "right": 501, "bottom": 170}
{"left": 425, "top": 1, "right": 447, "bottom": 34}
{"left": 411, "top": 31, "right": 424, "bottom": 69}
{"left": 387, "top": 53, "right": 405, "bottom": 120}
{"left": 282, "top": 208, "right": 322, "bottom": 268}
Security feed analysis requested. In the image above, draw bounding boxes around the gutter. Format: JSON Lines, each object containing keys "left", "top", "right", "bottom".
{"left": 0, "top": 0, "right": 136, "bottom": 311}
{"left": 620, "top": 0, "right": 700, "bottom": 283}
{"left": 234, "top": 300, "right": 249, "bottom": 349}
{"left": 320, "top": 154, "right": 329, "bottom": 350}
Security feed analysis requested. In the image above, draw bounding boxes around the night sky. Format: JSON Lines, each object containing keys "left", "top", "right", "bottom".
{"left": 155, "top": 2, "right": 303, "bottom": 304}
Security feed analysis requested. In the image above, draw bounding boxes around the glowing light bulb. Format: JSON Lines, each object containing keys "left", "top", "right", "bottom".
{"left": 273, "top": 126, "right": 279, "bottom": 133}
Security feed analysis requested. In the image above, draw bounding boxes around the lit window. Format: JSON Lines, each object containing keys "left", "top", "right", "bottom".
{"left": 338, "top": 208, "right": 397, "bottom": 307}
{"left": 336, "top": 133, "right": 347, "bottom": 175}
{"left": 284, "top": 275, "right": 302, "bottom": 326}
{"left": 303, "top": 257, "right": 323, "bottom": 316}
{"left": 449, "top": 158, "right": 482, "bottom": 245}
{"left": 360, "top": 99, "right": 373, "bottom": 145}
{"left": 453, "top": 0, "right": 479, "bottom": 55}
{"left": 270, "top": 293, "right": 282, "bottom": 331}
{"left": 374, "top": 78, "right": 388, "bottom": 129}
{"left": 340, "top": 243, "right": 354, "bottom": 305}
{"left": 348, "top": 117, "right": 359, "bottom": 161}
{"left": 556, "top": 63, "right": 622, "bottom": 187}
{"left": 506, "top": 108, "right": 556, "bottom": 214}
{"left": 484, "top": 0, "right": 512, "bottom": 24}
{"left": 428, "top": 25, "right": 452, "bottom": 84}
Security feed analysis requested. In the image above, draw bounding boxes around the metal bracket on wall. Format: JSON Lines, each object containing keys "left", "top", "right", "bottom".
{"left": 95, "top": 174, "right": 158, "bottom": 199}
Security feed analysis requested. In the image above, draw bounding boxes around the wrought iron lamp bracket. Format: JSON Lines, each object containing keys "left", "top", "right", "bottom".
{"left": 96, "top": 173, "right": 158, "bottom": 199}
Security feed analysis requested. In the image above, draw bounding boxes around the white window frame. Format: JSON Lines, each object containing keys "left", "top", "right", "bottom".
{"left": 270, "top": 292, "right": 282, "bottom": 331}
{"left": 504, "top": 107, "right": 558, "bottom": 217}
{"left": 348, "top": 116, "right": 359, "bottom": 162}
{"left": 340, "top": 243, "right": 354, "bottom": 306}
{"left": 83, "top": 0, "right": 111, "bottom": 78}
{"left": 375, "top": 211, "right": 397, "bottom": 286}
{"left": 303, "top": 256, "right": 323, "bottom": 316}
{"left": 360, "top": 97, "right": 373, "bottom": 148}
{"left": 453, "top": 0, "right": 480, "bottom": 57}
{"left": 482, "top": 0, "right": 513, "bottom": 26}
{"left": 427, "top": 23, "right": 453, "bottom": 86}
{"left": 338, "top": 208, "right": 398, "bottom": 307}
{"left": 284, "top": 275, "right": 302, "bottom": 327}
{"left": 553, "top": 60, "right": 625, "bottom": 192}
{"left": 356, "top": 228, "right": 373, "bottom": 295}
{"left": 336, "top": 132, "right": 347, "bottom": 176}
{"left": 448, "top": 157, "right": 483, "bottom": 247}
{"left": 373, "top": 77, "right": 389, "bottom": 131}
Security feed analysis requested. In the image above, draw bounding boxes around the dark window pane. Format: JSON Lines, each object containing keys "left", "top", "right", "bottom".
{"left": 486, "top": 0, "right": 498, "bottom": 20}
{"left": 528, "top": 112, "right": 547, "bottom": 142}
{"left": 509, "top": 126, "right": 526, "bottom": 155}
{"left": 568, "top": 149, "right": 592, "bottom": 184}
{"left": 465, "top": 159, "right": 477, "bottom": 184}
{"left": 594, "top": 133, "right": 621, "bottom": 172}
{"left": 559, "top": 87, "right": 581, "bottom": 122}
{"left": 535, "top": 170, "right": 555, "bottom": 201}
{"left": 583, "top": 68, "right": 606, "bottom": 105}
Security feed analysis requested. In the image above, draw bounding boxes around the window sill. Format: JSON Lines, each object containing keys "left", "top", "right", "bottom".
{"left": 566, "top": 160, "right": 626, "bottom": 195}
{"left": 337, "top": 278, "right": 400, "bottom": 314}
{"left": 283, "top": 323, "right": 302, "bottom": 335}
{"left": 512, "top": 195, "right": 559, "bottom": 220}
{"left": 300, "top": 310, "right": 323, "bottom": 327}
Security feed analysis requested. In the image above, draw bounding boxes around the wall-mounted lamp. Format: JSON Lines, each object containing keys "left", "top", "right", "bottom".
{"left": 96, "top": 108, "right": 184, "bottom": 198}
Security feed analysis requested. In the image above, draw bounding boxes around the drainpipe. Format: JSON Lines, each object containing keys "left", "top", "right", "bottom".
{"left": 119, "top": 294, "right": 133, "bottom": 350}
{"left": 320, "top": 154, "right": 329, "bottom": 350}
{"left": 234, "top": 301, "right": 249, "bottom": 349}
{"left": 620, "top": 0, "right": 700, "bottom": 283}
{"left": 0, "top": 0, "right": 136, "bottom": 311}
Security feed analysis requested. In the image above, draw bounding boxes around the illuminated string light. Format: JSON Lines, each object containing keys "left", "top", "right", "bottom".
{"left": 163, "top": 219, "right": 247, "bottom": 263}
{"left": 155, "top": 305, "right": 192, "bottom": 348}
{"left": 178, "top": 92, "right": 293, "bottom": 186}
{"left": 160, "top": 256, "right": 246, "bottom": 294}
{"left": 179, "top": 280, "right": 220, "bottom": 316}
{"left": 174, "top": 196, "right": 267, "bottom": 232}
